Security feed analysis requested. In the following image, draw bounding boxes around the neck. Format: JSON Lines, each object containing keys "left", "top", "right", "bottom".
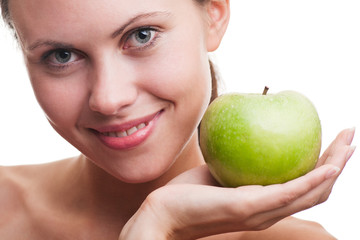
{"left": 59, "top": 132, "right": 205, "bottom": 222}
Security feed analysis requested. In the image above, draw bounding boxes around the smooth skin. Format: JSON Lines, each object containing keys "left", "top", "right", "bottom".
{"left": 0, "top": 0, "right": 356, "bottom": 239}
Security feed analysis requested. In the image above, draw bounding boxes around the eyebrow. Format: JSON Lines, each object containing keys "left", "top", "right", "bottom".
{"left": 26, "top": 11, "right": 171, "bottom": 52}
{"left": 27, "top": 40, "right": 74, "bottom": 52}
{"left": 111, "top": 11, "right": 171, "bottom": 39}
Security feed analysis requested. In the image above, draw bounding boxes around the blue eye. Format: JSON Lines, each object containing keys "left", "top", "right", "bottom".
{"left": 43, "top": 49, "right": 82, "bottom": 65}
{"left": 54, "top": 50, "right": 72, "bottom": 63}
{"left": 41, "top": 48, "right": 84, "bottom": 72}
{"left": 124, "top": 27, "right": 159, "bottom": 50}
{"left": 135, "top": 29, "right": 153, "bottom": 44}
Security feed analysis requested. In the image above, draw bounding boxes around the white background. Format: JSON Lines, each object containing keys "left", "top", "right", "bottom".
{"left": 1, "top": 1, "right": 359, "bottom": 239}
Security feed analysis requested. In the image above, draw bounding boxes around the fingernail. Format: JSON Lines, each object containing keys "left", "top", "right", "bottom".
{"left": 347, "top": 127, "right": 356, "bottom": 145}
{"left": 346, "top": 145, "right": 356, "bottom": 160}
{"left": 326, "top": 166, "right": 340, "bottom": 179}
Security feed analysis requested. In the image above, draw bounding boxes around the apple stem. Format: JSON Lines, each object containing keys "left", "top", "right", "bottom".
{"left": 262, "top": 86, "right": 269, "bottom": 95}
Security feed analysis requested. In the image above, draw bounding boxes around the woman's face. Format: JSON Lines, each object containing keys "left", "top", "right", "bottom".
{"left": 9, "top": 0, "right": 221, "bottom": 182}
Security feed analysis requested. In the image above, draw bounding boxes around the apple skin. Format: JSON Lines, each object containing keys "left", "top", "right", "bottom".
{"left": 200, "top": 91, "right": 321, "bottom": 187}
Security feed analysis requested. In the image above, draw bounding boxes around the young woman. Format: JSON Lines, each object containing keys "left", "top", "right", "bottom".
{"left": 0, "top": 0, "right": 355, "bottom": 239}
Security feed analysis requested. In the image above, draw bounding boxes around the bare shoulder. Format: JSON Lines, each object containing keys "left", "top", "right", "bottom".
{"left": 0, "top": 160, "right": 69, "bottom": 208}
{"left": 0, "top": 160, "right": 72, "bottom": 234}
{"left": 0, "top": 165, "right": 26, "bottom": 211}
{"left": 0, "top": 165, "right": 30, "bottom": 231}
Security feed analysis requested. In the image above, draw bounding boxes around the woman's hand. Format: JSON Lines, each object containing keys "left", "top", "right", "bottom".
{"left": 119, "top": 128, "right": 355, "bottom": 240}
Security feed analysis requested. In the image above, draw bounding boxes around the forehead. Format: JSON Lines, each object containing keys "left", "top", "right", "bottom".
{"left": 9, "top": 0, "right": 202, "bottom": 46}
{"left": 9, "top": 0, "right": 182, "bottom": 19}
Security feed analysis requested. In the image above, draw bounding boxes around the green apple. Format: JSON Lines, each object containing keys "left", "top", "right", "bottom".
{"left": 200, "top": 88, "right": 321, "bottom": 187}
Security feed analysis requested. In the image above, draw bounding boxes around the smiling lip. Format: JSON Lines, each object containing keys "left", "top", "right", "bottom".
{"left": 93, "top": 110, "right": 163, "bottom": 150}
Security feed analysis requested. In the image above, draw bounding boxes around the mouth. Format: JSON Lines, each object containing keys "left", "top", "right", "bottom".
{"left": 100, "top": 122, "right": 148, "bottom": 138}
{"left": 92, "top": 110, "right": 163, "bottom": 150}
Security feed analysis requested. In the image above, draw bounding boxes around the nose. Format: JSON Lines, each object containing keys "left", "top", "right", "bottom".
{"left": 88, "top": 57, "right": 137, "bottom": 116}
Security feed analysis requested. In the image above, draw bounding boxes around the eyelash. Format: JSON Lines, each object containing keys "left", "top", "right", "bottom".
{"left": 40, "top": 26, "right": 161, "bottom": 72}
{"left": 41, "top": 49, "right": 81, "bottom": 71}
{"left": 123, "top": 26, "right": 161, "bottom": 51}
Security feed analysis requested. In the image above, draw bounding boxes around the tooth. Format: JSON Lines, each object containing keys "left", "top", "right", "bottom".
{"left": 126, "top": 126, "right": 138, "bottom": 136}
{"left": 109, "top": 132, "right": 117, "bottom": 137}
{"left": 118, "top": 131, "right": 127, "bottom": 137}
{"left": 137, "top": 123, "right": 146, "bottom": 130}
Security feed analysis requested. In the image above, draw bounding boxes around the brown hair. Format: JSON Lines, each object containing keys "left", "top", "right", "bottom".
{"left": 0, "top": 0, "right": 11, "bottom": 29}
{"left": 0, "top": 0, "right": 219, "bottom": 102}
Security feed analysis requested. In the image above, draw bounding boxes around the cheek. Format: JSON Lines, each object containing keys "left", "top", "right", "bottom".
{"left": 138, "top": 45, "right": 212, "bottom": 115}
{"left": 28, "top": 71, "right": 88, "bottom": 130}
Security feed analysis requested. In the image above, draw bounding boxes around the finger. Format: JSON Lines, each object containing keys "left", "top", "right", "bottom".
{"left": 225, "top": 164, "right": 338, "bottom": 231}
{"left": 321, "top": 144, "right": 355, "bottom": 172}
{"left": 248, "top": 143, "right": 355, "bottom": 225}
{"left": 313, "top": 139, "right": 356, "bottom": 204}
{"left": 260, "top": 143, "right": 354, "bottom": 218}
{"left": 248, "top": 170, "right": 339, "bottom": 227}
{"left": 241, "top": 164, "right": 339, "bottom": 215}
{"left": 267, "top": 144, "right": 351, "bottom": 216}
{"left": 318, "top": 145, "right": 356, "bottom": 203}
{"left": 316, "top": 128, "right": 355, "bottom": 167}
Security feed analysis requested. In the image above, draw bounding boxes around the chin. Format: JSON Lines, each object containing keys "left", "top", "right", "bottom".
{"left": 119, "top": 172, "right": 162, "bottom": 184}
{"left": 104, "top": 159, "right": 174, "bottom": 185}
